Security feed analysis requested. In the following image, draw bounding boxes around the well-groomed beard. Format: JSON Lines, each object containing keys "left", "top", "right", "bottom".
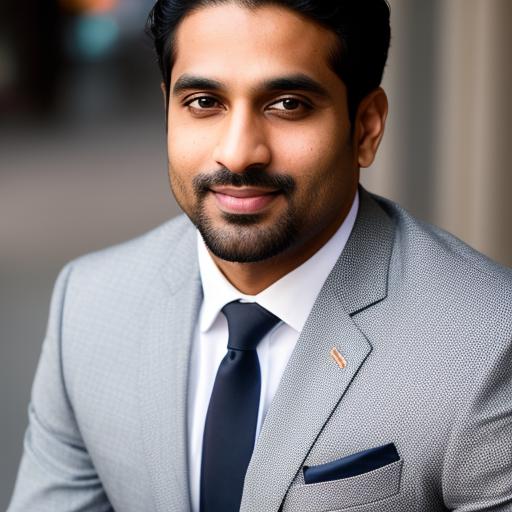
{"left": 188, "top": 167, "right": 299, "bottom": 263}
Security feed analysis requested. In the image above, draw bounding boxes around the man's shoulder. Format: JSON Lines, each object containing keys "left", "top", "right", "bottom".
{"left": 61, "top": 214, "right": 197, "bottom": 296}
{"left": 376, "top": 193, "right": 512, "bottom": 280}
{"left": 372, "top": 193, "right": 512, "bottom": 327}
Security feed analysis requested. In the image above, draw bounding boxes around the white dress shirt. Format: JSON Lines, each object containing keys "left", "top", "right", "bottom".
{"left": 187, "top": 192, "right": 359, "bottom": 512}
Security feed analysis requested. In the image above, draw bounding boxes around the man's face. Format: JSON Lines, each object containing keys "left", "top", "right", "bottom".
{"left": 167, "top": 3, "right": 359, "bottom": 263}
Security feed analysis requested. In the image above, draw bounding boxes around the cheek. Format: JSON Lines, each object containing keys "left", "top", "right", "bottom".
{"left": 167, "top": 130, "right": 195, "bottom": 171}
{"left": 273, "top": 121, "right": 351, "bottom": 182}
{"left": 274, "top": 124, "right": 355, "bottom": 221}
{"left": 271, "top": 111, "right": 349, "bottom": 168}
{"left": 167, "top": 109, "right": 214, "bottom": 174}
{"left": 166, "top": 133, "right": 195, "bottom": 204}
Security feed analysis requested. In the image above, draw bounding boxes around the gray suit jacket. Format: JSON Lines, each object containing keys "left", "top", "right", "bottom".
{"left": 8, "top": 189, "right": 512, "bottom": 511}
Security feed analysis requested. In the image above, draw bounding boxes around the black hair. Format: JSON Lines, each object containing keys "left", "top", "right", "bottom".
{"left": 146, "top": 0, "right": 390, "bottom": 124}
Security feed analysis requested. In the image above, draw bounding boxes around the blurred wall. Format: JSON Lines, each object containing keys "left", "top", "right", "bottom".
{"left": 1, "top": 0, "right": 511, "bottom": 508}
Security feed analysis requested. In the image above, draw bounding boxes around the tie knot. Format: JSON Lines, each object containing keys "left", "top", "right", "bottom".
{"left": 222, "top": 301, "right": 280, "bottom": 351}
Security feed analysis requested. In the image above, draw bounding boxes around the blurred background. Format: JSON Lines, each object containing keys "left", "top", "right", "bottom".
{"left": 1, "top": 0, "right": 511, "bottom": 507}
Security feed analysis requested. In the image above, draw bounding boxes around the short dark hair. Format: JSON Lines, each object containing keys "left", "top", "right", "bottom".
{"left": 146, "top": 0, "right": 391, "bottom": 124}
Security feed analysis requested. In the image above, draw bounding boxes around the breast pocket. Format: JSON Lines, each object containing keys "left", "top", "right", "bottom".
{"left": 282, "top": 459, "right": 403, "bottom": 512}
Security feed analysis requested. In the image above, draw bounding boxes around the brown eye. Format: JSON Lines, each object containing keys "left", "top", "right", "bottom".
{"left": 197, "top": 97, "right": 217, "bottom": 108}
{"left": 267, "top": 97, "right": 312, "bottom": 115}
{"left": 185, "top": 96, "right": 221, "bottom": 110}
{"left": 282, "top": 98, "right": 300, "bottom": 110}
{"left": 184, "top": 96, "right": 224, "bottom": 117}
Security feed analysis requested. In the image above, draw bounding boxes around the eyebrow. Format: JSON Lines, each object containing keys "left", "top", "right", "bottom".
{"left": 172, "top": 73, "right": 331, "bottom": 99}
{"left": 172, "top": 75, "right": 224, "bottom": 96}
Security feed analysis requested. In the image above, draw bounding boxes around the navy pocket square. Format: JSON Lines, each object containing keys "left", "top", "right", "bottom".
{"left": 303, "top": 443, "right": 400, "bottom": 484}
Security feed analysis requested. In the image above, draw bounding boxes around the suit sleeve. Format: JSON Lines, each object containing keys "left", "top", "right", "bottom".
{"left": 442, "top": 335, "right": 512, "bottom": 511}
{"left": 7, "top": 263, "right": 113, "bottom": 512}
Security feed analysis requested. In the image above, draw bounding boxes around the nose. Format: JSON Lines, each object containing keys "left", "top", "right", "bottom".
{"left": 212, "top": 105, "right": 271, "bottom": 173}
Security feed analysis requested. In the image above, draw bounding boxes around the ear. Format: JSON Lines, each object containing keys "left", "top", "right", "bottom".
{"left": 160, "top": 82, "right": 167, "bottom": 111}
{"left": 161, "top": 82, "right": 170, "bottom": 132}
{"left": 354, "top": 87, "right": 388, "bottom": 168}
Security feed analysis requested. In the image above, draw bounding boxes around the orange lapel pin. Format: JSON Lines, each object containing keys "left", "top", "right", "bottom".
{"left": 330, "top": 347, "right": 347, "bottom": 369}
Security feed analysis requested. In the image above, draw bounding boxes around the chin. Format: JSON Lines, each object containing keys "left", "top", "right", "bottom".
{"left": 198, "top": 215, "right": 300, "bottom": 264}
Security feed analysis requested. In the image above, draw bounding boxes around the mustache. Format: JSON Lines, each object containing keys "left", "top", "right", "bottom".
{"left": 192, "top": 167, "right": 296, "bottom": 196}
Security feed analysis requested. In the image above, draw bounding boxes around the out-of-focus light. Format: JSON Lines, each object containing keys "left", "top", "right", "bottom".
{"left": 71, "top": 15, "right": 119, "bottom": 59}
{"left": 59, "top": 0, "right": 118, "bottom": 14}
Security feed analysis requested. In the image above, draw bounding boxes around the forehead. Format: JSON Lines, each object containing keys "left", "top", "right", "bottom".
{"left": 171, "top": 3, "right": 341, "bottom": 87}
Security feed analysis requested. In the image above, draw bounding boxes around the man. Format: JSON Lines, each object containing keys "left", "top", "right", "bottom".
{"left": 8, "top": 0, "right": 512, "bottom": 511}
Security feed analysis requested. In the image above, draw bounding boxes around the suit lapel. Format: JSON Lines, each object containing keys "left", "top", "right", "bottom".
{"left": 241, "top": 189, "right": 396, "bottom": 512}
{"left": 138, "top": 221, "right": 201, "bottom": 512}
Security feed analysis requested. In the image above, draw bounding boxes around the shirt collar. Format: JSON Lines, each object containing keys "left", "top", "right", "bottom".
{"left": 197, "top": 191, "right": 359, "bottom": 334}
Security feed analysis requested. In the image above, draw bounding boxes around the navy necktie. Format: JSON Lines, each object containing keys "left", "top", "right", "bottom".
{"left": 200, "top": 301, "right": 280, "bottom": 512}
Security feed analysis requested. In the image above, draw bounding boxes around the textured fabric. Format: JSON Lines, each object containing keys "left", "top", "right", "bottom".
{"left": 200, "top": 302, "right": 280, "bottom": 512}
{"left": 284, "top": 460, "right": 403, "bottom": 511}
{"left": 7, "top": 187, "right": 512, "bottom": 512}
{"left": 189, "top": 193, "right": 358, "bottom": 512}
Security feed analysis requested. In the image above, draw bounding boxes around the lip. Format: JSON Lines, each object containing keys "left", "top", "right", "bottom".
{"left": 210, "top": 187, "right": 281, "bottom": 214}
